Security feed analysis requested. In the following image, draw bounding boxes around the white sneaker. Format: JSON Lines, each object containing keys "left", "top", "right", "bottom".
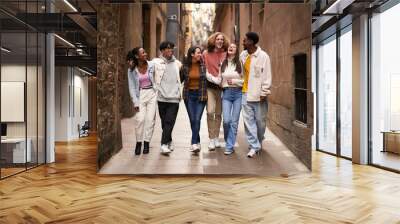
{"left": 247, "top": 149, "right": 258, "bottom": 158}
{"left": 168, "top": 142, "right": 174, "bottom": 151}
{"left": 190, "top": 144, "right": 200, "bottom": 153}
{"left": 214, "top": 138, "right": 221, "bottom": 148}
{"left": 208, "top": 139, "right": 216, "bottom": 151}
{"left": 224, "top": 150, "right": 234, "bottom": 155}
{"left": 160, "top": 144, "right": 171, "bottom": 155}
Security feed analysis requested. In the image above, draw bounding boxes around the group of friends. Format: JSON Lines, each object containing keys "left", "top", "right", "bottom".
{"left": 127, "top": 31, "right": 272, "bottom": 158}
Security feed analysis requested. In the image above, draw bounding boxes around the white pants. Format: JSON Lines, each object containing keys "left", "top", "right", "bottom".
{"left": 135, "top": 88, "right": 157, "bottom": 142}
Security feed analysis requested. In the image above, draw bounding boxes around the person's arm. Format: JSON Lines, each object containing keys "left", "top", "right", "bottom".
{"left": 260, "top": 53, "right": 272, "bottom": 97}
{"left": 151, "top": 59, "right": 161, "bottom": 91}
{"left": 148, "top": 61, "right": 156, "bottom": 87}
{"left": 180, "top": 66, "right": 185, "bottom": 84}
{"left": 202, "top": 50, "right": 209, "bottom": 68}
{"left": 127, "top": 70, "right": 140, "bottom": 110}
{"left": 229, "top": 62, "right": 244, "bottom": 86}
{"left": 230, "top": 78, "right": 244, "bottom": 86}
{"left": 206, "top": 71, "right": 222, "bottom": 85}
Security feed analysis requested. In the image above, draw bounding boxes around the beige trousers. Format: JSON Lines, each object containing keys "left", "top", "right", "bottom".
{"left": 135, "top": 88, "right": 157, "bottom": 142}
{"left": 206, "top": 88, "right": 222, "bottom": 139}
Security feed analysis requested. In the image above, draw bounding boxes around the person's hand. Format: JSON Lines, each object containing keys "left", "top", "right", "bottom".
{"left": 227, "top": 79, "right": 233, "bottom": 85}
{"left": 260, "top": 95, "right": 267, "bottom": 101}
{"left": 134, "top": 106, "right": 140, "bottom": 112}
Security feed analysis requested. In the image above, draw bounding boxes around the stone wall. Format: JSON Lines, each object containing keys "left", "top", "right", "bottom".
{"left": 97, "top": 4, "right": 123, "bottom": 169}
{"left": 263, "top": 4, "right": 313, "bottom": 169}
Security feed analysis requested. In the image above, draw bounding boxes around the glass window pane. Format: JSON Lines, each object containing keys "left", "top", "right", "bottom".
{"left": 1, "top": 1, "right": 46, "bottom": 179}
{"left": 38, "top": 32, "right": 45, "bottom": 165}
{"left": 371, "top": 3, "right": 400, "bottom": 171}
{"left": 1, "top": 30, "right": 28, "bottom": 177}
{"left": 27, "top": 31, "right": 38, "bottom": 169}
{"left": 340, "top": 28, "right": 352, "bottom": 158}
{"left": 317, "top": 36, "right": 337, "bottom": 154}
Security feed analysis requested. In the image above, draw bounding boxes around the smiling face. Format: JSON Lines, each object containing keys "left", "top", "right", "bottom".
{"left": 161, "top": 47, "right": 174, "bottom": 59}
{"left": 215, "top": 34, "right": 224, "bottom": 49}
{"left": 227, "top": 43, "right": 237, "bottom": 57}
{"left": 191, "top": 48, "right": 202, "bottom": 63}
{"left": 242, "top": 36, "right": 252, "bottom": 50}
{"left": 136, "top": 48, "right": 148, "bottom": 61}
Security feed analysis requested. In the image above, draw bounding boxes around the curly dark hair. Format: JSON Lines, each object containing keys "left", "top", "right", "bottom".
{"left": 245, "top": 32, "right": 259, "bottom": 45}
{"left": 132, "top": 47, "right": 143, "bottom": 68}
{"left": 126, "top": 50, "right": 134, "bottom": 61}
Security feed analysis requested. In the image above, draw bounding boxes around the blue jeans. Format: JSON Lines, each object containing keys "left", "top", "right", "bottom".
{"left": 222, "top": 88, "right": 242, "bottom": 152}
{"left": 241, "top": 94, "right": 268, "bottom": 151}
{"left": 184, "top": 90, "right": 206, "bottom": 144}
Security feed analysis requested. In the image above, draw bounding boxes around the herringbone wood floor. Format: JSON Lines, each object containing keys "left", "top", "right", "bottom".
{"left": 1, "top": 135, "right": 400, "bottom": 224}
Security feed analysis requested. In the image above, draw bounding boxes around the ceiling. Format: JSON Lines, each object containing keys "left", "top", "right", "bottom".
{"left": 311, "top": 0, "right": 390, "bottom": 42}
{"left": 0, "top": 0, "right": 98, "bottom": 74}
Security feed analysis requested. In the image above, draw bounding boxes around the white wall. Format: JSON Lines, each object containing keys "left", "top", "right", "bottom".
{"left": 72, "top": 72, "right": 89, "bottom": 138}
{"left": 1, "top": 63, "right": 46, "bottom": 164}
{"left": 1, "top": 65, "right": 41, "bottom": 137}
{"left": 55, "top": 67, "right": 89, "bottom": 141}
{"left": 1, "top": 65, "right": 26, "bottom": 138}
{"left": 55, "top": 66, "right": 69, "bottom": 141}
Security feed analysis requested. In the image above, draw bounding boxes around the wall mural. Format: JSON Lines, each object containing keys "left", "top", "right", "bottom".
{"left": 97, "top": 3, "right": 313, "bottom": 175}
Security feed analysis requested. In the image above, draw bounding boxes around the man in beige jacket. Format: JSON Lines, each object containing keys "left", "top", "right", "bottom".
{"left": 239, "top": 32, "right": 272, "bottom": 158}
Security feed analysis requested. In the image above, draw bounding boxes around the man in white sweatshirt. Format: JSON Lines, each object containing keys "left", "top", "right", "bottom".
{"left": 152, "top": 41, "right": 183, "bottom": 155}
{"left": 240, "top": 32, "right": 272, "bottom": 158}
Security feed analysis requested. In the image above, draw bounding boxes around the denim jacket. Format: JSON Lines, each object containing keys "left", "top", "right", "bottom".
{"left": 127, "top": 61, "right": 155, "bottom": 107}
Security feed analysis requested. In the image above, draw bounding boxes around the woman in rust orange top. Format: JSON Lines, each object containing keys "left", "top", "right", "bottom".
{"left": 180, "top": 46, "right": 208, "bottom": 153}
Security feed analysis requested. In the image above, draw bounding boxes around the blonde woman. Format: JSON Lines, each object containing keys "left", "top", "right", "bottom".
{"left": 202, "top": 32, "right": 229, "bottom": 151}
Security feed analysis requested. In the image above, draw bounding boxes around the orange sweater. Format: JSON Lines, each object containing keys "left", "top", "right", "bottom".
{"left": 188, "top": 63, "right": 200, "bottom": 90}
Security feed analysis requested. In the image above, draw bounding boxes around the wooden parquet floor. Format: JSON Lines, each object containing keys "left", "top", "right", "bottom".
{"left": 1, "top": 135, "right": 400, "bottom": 224}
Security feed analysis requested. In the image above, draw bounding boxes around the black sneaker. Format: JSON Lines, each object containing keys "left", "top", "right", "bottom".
{"left": 143, "top": 141, "right": 150, "bottom": 154}
{"left": 135, "top": 142, "right": 142, "bottom": 155}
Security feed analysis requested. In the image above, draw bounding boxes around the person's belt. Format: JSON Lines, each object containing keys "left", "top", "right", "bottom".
{"left": 140, "top": 86, "right": 153, "bottom": 90}
{"left": 207, "top": 81, "right": 222, "bottom": 89}
{"left": 223, "top": 86, "right": 242, "bottom": 90}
